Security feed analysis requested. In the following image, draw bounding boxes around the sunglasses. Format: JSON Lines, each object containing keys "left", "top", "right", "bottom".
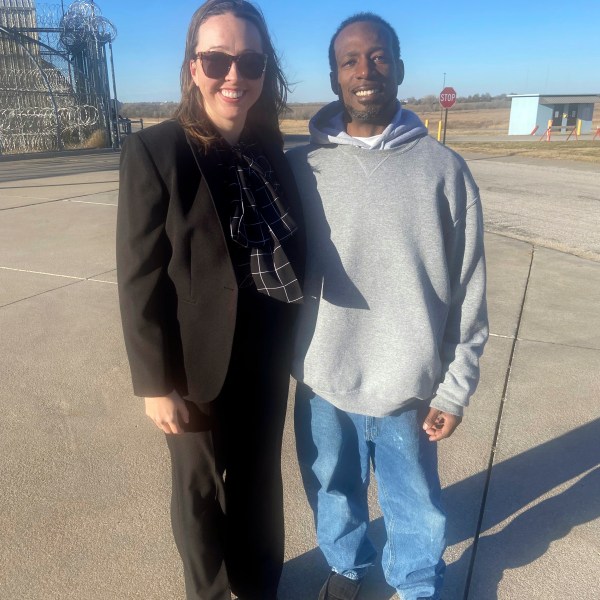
{"left": 195, "top": 51, "right": 267, "bottom": 80}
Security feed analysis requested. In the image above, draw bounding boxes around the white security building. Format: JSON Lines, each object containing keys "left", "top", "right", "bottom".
{"left": 508, "top": 94, "right": 599, "bottom": 135}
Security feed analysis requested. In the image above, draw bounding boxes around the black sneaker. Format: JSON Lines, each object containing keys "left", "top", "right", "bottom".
{"left": 318, "top": 571, "right": 362, "bottom": 600}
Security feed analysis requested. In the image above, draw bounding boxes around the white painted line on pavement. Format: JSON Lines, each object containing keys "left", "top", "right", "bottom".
{"left": 0, "top": 266, "right": 117, "bottom": 284}
{"left": 88, "top": 278, "right": 117, "bottom": 285}
{"left": 0, "top": 266, "right": 84, "bottom": 280}
{"left": 67, "top": 200, "right": 117, "bottom": 206}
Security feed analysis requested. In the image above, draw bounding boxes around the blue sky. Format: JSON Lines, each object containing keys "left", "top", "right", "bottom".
{"left": 93, "top": 0, "right": 600, "bottom": 103}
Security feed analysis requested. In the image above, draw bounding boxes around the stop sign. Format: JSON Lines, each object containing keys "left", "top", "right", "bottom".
{"left": 439, "top": 87, "right": 457, "bottom": 108}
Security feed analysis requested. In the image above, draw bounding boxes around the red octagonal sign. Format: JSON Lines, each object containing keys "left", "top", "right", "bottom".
{"left": 440, "top": 87, "right": 457, "bottom": 108}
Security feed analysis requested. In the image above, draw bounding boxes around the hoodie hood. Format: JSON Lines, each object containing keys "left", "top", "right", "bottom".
{"left": 309, "top": 100, "right": 427, "bottom": 150}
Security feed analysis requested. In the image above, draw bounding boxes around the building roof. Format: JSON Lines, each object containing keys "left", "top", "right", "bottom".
{"left": 508, "top": 94, "right": 600, "bottom": 104}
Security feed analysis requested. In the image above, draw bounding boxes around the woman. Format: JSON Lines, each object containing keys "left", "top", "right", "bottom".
{"left": 116, "top": 2, "right": 304, "bottom": 599}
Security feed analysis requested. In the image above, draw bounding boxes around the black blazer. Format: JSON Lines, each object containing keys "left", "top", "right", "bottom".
{"left": 116, "top": 119, "right": 305, "bottom": 405}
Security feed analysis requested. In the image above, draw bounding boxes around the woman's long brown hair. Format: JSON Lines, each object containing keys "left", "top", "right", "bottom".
{"left": 173, "top": 0, "right": 289, "bottom": 150}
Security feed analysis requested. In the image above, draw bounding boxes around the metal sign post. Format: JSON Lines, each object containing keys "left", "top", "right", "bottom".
{"left": 439, "top": 86, "right": 457, "bottom": 146}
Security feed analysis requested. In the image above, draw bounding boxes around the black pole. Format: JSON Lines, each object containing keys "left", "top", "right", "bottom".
{"left": 439, "top": 73, "right": 446, "bottom": 124}
{"left": 108, "top": 41, "right": 121, "bottom": 148}
{"left": 442, "top": 108, "right": 449, "bottom": 146}
{"left": 97, "top": 40, "right": 113, "bottom": 149}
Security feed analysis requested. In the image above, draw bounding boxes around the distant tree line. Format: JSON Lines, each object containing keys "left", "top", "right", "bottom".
{"left": 405, "top": 92, "right": 508, "bottom": 104}
{"left": 119, "top": 94, "right": 510, "bottom": 120}
{"left": 119, "top": 102, "right": 179, "bottom": 119}
{"left": 404, "top": 93, "right": 510, "bottom": 111}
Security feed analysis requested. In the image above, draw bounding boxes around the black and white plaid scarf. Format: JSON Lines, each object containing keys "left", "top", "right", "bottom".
{"left": 229, "top": 147, "right": 303, "bottom": 304}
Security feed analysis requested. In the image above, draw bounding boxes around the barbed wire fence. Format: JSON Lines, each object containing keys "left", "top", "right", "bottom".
{"left": 0, "top": 0, "right": 119, "bottom": 155}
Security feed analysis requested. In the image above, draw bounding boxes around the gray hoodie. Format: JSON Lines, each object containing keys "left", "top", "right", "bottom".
{"left": 286, "top": 101, "right": 488, "bottom": 417}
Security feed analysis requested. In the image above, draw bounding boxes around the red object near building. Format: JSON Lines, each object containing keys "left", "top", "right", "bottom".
{"left": 439, "top": 87, "right": 457, "bottom": 109}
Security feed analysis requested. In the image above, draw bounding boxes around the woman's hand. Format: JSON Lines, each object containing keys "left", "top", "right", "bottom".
{"left": 144, "top": 391, "right": 190, "bottom": 435}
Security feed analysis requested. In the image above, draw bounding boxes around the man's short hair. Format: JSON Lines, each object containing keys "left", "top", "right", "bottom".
{"left": 328, "top": 13, "right": 401, "bottom": 73}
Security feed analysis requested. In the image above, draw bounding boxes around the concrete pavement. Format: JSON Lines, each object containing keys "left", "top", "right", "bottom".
{"left": 0, "top": 148, "right": 598, "bottom": 600}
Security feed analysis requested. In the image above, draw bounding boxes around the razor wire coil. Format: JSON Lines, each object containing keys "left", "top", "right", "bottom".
{"left": 0, "top": 0, "right": 117, "bottom": 154}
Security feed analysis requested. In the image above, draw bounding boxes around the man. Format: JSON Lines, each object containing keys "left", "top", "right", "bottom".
{"left": 286, "top": 12, "right": 488, "bottom": 600}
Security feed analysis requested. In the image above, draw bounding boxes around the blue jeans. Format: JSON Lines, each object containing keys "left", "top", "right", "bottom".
{"left": 294, "top": 384, "right": 446, "bottom": 600}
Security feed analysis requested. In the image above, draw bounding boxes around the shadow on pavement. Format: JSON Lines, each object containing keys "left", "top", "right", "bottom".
{"left": 280, "top": 419, "right": 600, "bottom": 600}
{"left": 457, "top": 467, "right": 599, "bottom": 600}
{"left": 0, "top": 134, "right": 308, "bottom": 183}
{"left": 445, "top": 418, "right": 600, "bottom": 545}
{"left": 0, "top": 153, "right": 120, "bottom": 183}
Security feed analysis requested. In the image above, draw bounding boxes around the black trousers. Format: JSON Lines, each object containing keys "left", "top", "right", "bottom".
{"left": 165, "top": 290, "right": 296, "bottom": 600}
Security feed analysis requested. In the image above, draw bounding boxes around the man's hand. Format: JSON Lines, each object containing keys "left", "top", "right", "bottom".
{"left": 144, "top": 391, "right": 190, "bottom": 435}
{"left": 422, "top": 408, "right": 461, "bottom": 442}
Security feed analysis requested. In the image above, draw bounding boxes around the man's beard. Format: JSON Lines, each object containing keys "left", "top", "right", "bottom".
{"left": 345, "top": 103, "right": 383, "bottom": 122}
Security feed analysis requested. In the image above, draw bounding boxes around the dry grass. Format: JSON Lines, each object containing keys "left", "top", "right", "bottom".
{"left": 279, "top": 109, "right": 512, "bottom": 136}
{"left": 413, "top": 107, "right": 511, "bottom": 134}
{"left": 65, "top": 128, "right": 107, "bottom": 150}
{"left": 280, "top": 119, "right": 310, "bottom": 134}
{"left": 447, "top": 141, "right": 600, "bottom": 163}
{"left": 279, "top": 108, "right": 600, "bottom": 163}
{"left": 138, "top": 117, "right": 164, "bottom": 127}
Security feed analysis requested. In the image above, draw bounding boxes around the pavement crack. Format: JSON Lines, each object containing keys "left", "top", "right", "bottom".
{"left": 0, "top": 269, "right": 117, "bottom": 308}
{"left": 0, "top": 197, "right": 67, "bottom": 211}
{"left": 0, "top": 181, "right": 118, "bottom": 190}
{"left": 87, "top": 268, "right": 116, "bottom": 279}
{"left": 0, "top": 189, "right": 118, "bottom": 211}
{"left": 0, "top": 279, "right": 82, "bottom": 309}
{"left": 463, "top": 245, "right": 535, "bottom": 600}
